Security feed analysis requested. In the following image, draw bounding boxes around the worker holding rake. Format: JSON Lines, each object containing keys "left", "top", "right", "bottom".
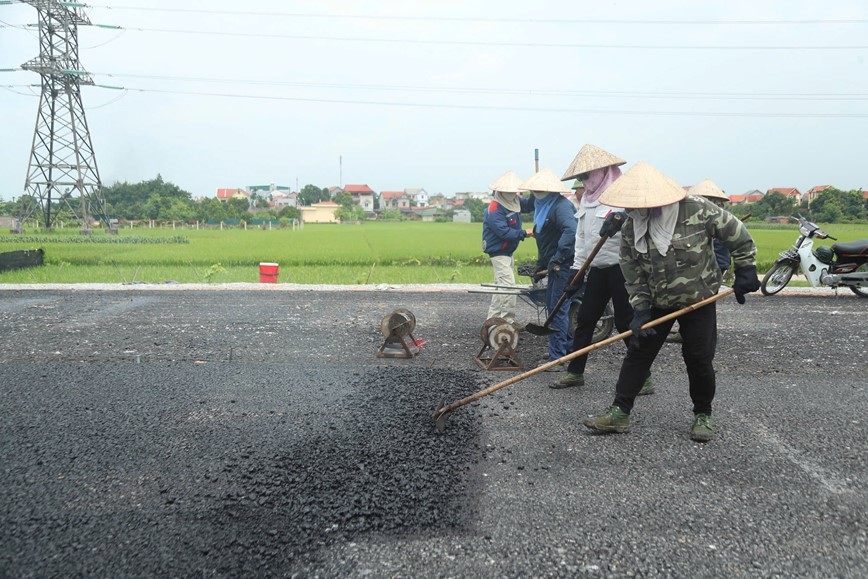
{"left": 551, "top": 144, "right": 652, "bottom": 395}
{"left": 518, "top": 168, "right": 577, "bottom": 369}
{"left": 583, "top": 161, "right": 760, "bottom": 442}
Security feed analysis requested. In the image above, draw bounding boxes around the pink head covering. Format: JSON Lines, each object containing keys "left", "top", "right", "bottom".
{"left": 582, "top": 165, "right": 622, "bottom": 204}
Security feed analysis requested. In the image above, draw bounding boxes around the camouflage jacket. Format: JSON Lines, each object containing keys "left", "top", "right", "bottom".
{"left": 620, "top": 196, "right": 757, "bottom": 310}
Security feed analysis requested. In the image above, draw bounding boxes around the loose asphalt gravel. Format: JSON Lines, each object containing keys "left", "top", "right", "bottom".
{"left": 0, "top": 284, "right": 865, "bottom": 578}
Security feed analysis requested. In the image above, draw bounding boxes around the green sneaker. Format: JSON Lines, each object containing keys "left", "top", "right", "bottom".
{"left": 550, "top": 372, "right": 584, "bottom": 389}
{"left": 637, "top": 375, "right": 655, "bottom": 396}
{"left": 691, "top": 414, "right": 714, "bottom": 442}
{"left": 583, "top": 406, "right": 631, "bottom": 433}
{"left": 666, "top": 332, "right": 683, "bottom": 343}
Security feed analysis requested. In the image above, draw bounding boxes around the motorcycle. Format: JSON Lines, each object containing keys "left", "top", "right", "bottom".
{"left": 760, "top": 215, "right": 868, "bottom": 298}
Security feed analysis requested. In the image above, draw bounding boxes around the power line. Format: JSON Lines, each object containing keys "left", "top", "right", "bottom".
{"left": 116, "top": 85, "right": 868, "bottom": 118}
{"left": 92, "top": 71, "right": 868, "bottom": 101}
{"left": 83, "top": 6, "right": 868, "bottom": 26}
{"left": 111, "top": 27, "right": 868, "bottom": 50}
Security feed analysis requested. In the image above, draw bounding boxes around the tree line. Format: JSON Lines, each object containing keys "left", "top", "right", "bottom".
{"left": 3, "top": 179, "right": 864, "bottom": 226}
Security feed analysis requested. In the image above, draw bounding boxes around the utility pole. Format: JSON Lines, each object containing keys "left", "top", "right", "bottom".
{"left": 534, "top": 148, "right": 539, "bottom": 173}
{"left": 14, "top": 0, "right": 112, "bottom": 234}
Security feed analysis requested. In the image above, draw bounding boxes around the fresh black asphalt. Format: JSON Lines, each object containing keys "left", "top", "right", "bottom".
{"left": 0, "top": 287, "right": 865, "bottom": 577}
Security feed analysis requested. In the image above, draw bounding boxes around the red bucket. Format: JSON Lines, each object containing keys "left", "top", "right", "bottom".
{"left": 259, "top": 262, "right": 279, "bottom": 283}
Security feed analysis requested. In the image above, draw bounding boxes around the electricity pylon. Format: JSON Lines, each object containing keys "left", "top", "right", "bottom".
{"left": 14, "top": 0, "right": 111, "bottom": 233}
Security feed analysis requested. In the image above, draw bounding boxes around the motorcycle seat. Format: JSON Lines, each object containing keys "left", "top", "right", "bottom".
{"left": 832, "top": 240, "right": 868, "bottom": 257}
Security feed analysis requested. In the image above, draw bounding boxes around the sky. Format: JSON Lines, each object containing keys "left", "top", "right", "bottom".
{"left": 1, "top": 0, "right": 867, "bottom": 202}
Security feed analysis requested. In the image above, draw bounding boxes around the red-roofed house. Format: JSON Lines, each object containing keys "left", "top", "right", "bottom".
{"left": 729, "top": 190, "right": 764, "bottom": 205}
{"left": 767, "top": 187, "right": 802, "bottom": 203}
{"left": 379, "top": 191, "right": 410, "bottom": 210}
{"left": 343, "top": 184, "right": 376, "bottom": 212}
{"left": 216, "top": 188, "right": 250, "bottom": 202}
{"left": 804, "top": 185, "right": 833, "bottom": 207}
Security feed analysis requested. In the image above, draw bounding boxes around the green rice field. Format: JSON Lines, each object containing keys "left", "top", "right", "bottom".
{"left": 1, "top": 221, "right": 866, "bottom": 284}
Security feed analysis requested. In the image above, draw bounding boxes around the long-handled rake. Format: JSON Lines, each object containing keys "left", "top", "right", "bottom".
{"left": 433, "top": 288, "right": 734, "bottom": 430}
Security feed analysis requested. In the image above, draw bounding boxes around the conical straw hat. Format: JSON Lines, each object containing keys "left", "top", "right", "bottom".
{"left": 598, "top": 161, "right": 686, "bottom": 208}
{"left": 518, "top": 168, "right": 571, "bottom": 194}
{"left": 689, "top": 179, "right": 728, "bottom": 201}
{"left": 561, "top": 144, "right": 626, "bottom": 181}
{"left": 488, "top": 170, "right": 523, "bottom": 193}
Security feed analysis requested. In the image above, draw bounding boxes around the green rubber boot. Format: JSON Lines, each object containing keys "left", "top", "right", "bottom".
{"left": 550, "top": 372, "right": 584, "bottom": 389}
{"left": 691, "top": 414, "right": 714, "bottom": 442}
{"left": 583, "top": 405, "right": 631, "bottom": 433}
{"left": 638, "top": 375, "right": 655, "bottom": 396}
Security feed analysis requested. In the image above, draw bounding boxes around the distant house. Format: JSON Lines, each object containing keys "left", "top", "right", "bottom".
{"left": 379, "top": 191, "right": 411, "bottom": 210}
{"left": 404, "top": 188, "right": 429, "bottom": 208}
{"left": 216, "top": 188, "right": 250, "bottom": 203}
{"left": 728, "top": 190, "right": 764, "bottom": 205}
{"left": 804, "top": 185, "right": 833, "bottom": 207}
{"left": 766, "top": 187, "right": 802, "bottom": 203}
{"left": 454, "top": 191, "right": 491, "bottom": 202}
{"left": 327, "top": 186, "right": 344, "bottom": 198}
{"left": 272, "top": 192, "right": 297, "bottom": 209}
{"left": 298, "top": 201, "right": 339, "bottom": 224}
{"left": 453, "top": 209, "right": 472, "bottom": 223}
{"left": 343, "top": 184, "right": 376, "bottom": 212}
{"left": 415, "top": 208, "right": 441, "bottom": 222}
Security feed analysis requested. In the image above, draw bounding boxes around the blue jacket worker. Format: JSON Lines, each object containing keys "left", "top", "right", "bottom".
{"left": 482, "top": 170, "right": 535, "bottom": 325}
{"left": 518, "top": 168, "right": 577, "bottom": 368}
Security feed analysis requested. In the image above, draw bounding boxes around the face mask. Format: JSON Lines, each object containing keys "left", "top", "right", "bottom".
{"left": 532, "top": 191, "right": 550, "bottom": 200}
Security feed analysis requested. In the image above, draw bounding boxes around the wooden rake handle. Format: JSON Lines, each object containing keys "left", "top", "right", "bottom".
{"left": 434, "top": 288, "right": 735, "bottom": 422}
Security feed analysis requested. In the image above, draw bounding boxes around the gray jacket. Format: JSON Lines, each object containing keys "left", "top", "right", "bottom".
{"left": 573, "top": 198, "right": 623, "bottom": 270}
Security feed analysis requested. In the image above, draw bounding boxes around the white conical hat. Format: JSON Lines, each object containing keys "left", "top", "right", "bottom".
{"left": 488, "top": 170, "right": 523, "bottom": 193}
{"left": 689, "top": 179, "right": 728, "bottom": 201}
{"left": 518, "top": 168, "right": 571, "bottom": 194}
{"left": 561, "top": 144, "right": 627, "bottom": 181}
{"left": 598, "top": 161, "right": 686, "bottom": 208}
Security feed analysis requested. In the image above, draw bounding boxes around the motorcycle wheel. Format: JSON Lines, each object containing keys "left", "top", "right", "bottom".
{"left": 849, "top": 264, "right": 868, "bottom": 298}
{"left": 761, "top": 262, "right": 796, "bottom": 296}
{"left": 568, "top": 299, "right": 615, "bottom": 343}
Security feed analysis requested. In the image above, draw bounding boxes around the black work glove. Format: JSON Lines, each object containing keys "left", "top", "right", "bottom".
{"left": 563, "top": 272, "right": 585, "bottom": 296}
{"left": 629, "top": 309, "right": 656, "bottom": 344}
{"left": 733, "top": 265, "right": 761, "bottom": 304}
{"left": 548, "top": 261, "right": 561, "bottom": 274}
{"left": 599, "top": 211, "right": 628, "bottom": 238}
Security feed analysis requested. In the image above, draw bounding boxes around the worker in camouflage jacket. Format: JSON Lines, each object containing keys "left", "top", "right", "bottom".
{"left": 583, "top": 161, "right": 760, "bottom": 442}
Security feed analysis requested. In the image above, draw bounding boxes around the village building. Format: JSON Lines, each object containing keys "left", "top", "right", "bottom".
{"left": 298, "top": 201, "right": 339, "bottom": 224}
{"left": 215, "top": 188, "right": 251, "bottom": 203}
{"left": 342, "top": 184, "right": 376, "bottom": 213}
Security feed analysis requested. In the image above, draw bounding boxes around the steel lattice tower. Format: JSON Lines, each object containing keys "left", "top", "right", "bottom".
{"left": 15, "top": 0, "right": 110, "bottom": 233}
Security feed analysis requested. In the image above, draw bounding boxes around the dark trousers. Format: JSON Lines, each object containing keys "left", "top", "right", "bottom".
{"left": 566, "top": 265, "right": 633, "bottom": 375}
{"left": 613, "top": 302, "right": 718, "bottom": 415}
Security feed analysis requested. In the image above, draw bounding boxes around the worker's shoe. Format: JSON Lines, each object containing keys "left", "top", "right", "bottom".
{"left": 537, "top": 359, "right": 565, "bottom": 372}
{"left": 637, "top": 375, "right": 655, "bottom": 396}
{"left": 666, "top": 332, "right": 683, "bottom": 343}
{"left": 550, "top": 372, "right": 584, "bottom": 389}
{"left": 690, "top": 414, "right": 714, "bottom": 442}
{"left": 583, "top": 406, "right": 631, "bottom": 433}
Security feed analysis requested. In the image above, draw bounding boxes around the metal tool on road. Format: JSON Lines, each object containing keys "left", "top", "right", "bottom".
{"left": 376, "top": 308, "right": 421, "bottom": 358}
{"left": 524, "top": 234, "right": 610, "bottom": 337}
{"left": 433, "top": 289, "right": 735, "bottom": 430}
{"left": 474, "top": 317, "right": 522, "bottom": 371}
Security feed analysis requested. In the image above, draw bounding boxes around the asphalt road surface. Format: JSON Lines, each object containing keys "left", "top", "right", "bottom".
{"left": 1, "top": 285, "right": 866, "bottom": 577}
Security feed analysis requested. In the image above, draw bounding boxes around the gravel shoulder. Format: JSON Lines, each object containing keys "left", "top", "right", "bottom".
{"left": 1, "top": 287, "right": 865, "bottom": 577}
